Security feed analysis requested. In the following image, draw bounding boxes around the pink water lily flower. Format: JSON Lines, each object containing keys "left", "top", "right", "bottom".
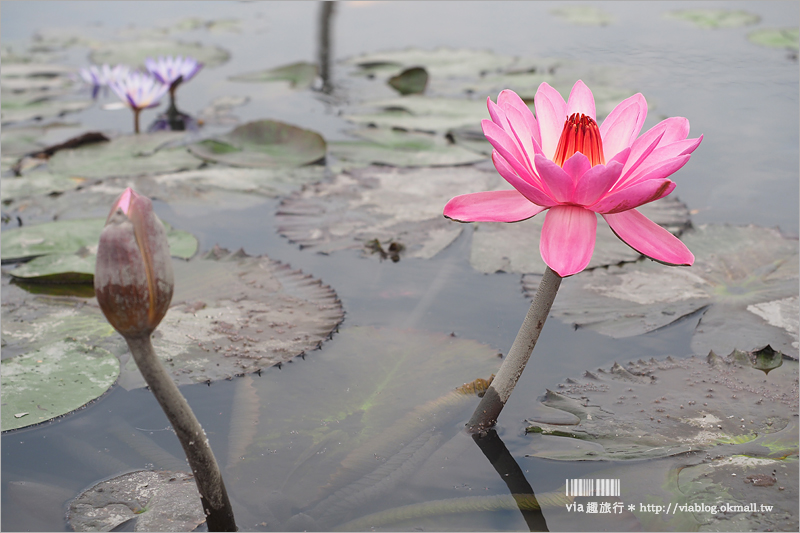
{"left": 444, "top": 81, "right": 702, "bottom": 277}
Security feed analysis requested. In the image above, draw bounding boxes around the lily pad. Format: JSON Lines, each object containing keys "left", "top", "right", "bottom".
{"left": 664, "top": 9, "right": 761, "bottom": 29}
{"left": 1, "top": 171, "right": 88, "bottom": 203}
{"left": 329, "top": 127, "right": 487, "bottom": 168}
{"left": 748, "top": 27, "right": 800, "bottom": 50}
{"left": 0, "top": 62, "right": 76, "bottom": 92}
{"left": 524, "top": 350, "right": 798, "bottom": 461}
{"left": 67, "top": 470, "right": 205, "bottom": 532}
{"left": 2, "top": 217, "right": 197, "bottom": 262}
{"left": 388, "top": 66, "right": 428, "bottom": 95}
{"left": 276, "top": 163, "right": 505, "bottom": 259}
{"left": 523, "top": 224, "right": 800, "bottom": 357}
{"left": 345, "top": 48, "right": 517, "bottom": 79}
{"left": 7, "top": 252, "right": 97, "bottom": 284}
{"left": 118, "top": 247, "right": 344, "bottom": 388}
{"left": 550, "top": 5, "right": 614, "bottom": 26}
{"left": 1, "top": 339, "right": 119, "bottom": 431}
{"left": 88, "top": 38, "right": 230, "bottom": 69}
{"left": 229, "top": 61, "right": 318, "bottom": 88}
{"left": 226, "top": 326, "right": 501, "bottom": 530}
{"left": 187, "top": 120, "right": 326, "bottom": 168}
{"left": 47, "top": 131, "right": 204, "bottom": 180}
{"left": 472, "top": 196, "right": 691, "bottom": 274}
{"left": 344, "top": 96, "right": 490, "bottom": 133}
{"left": 1, "top": 92, "right": 92, "bottom": 125}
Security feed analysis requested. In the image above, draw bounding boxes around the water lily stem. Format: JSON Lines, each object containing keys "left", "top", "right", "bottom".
{"left": 125, "top": 335, "right": 237, "bottom": 532}
{"left": 466, "top": 266, "right": 562, "bottom": 434}
{"left": 133, "top": 108, "right": 141, "bottom": 134}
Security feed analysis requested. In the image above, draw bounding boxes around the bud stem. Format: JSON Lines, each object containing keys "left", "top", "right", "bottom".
{"left": 466, "top": 266, "right": 562, "bottom": 434}
{"left": 125, "top": 335, "right": 237, "bottom": 532}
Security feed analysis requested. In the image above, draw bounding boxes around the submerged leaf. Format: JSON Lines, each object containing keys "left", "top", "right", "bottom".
{"left": 67, "top": 470, "right": 205, "bottom": 532}
{"left": 188, "top": 119, "right": 326, "bottom": 168}
{"left": 523, "top": 224, "right": 799, "bottom": 357}
{"left": 1, "top": 340, "right": 119, "bottom": 431}
{"left": 227, "top": 326, "right": 501, "bottom": 530}
{"left": 276, "top": 164, "right": 505, "bottom": 259}
{"left": 524, "top": 352, "right": 798, "bottom": 461}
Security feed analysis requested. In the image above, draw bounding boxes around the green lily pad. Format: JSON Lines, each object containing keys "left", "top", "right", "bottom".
{"left": 276, "top": 164, "right": 506, "bottom": 259}
{"left": 47, "top": 131, "right": 204, "bottom": 180}
{"left": 1, "top": 339, "right": 119, "bottom": 431}
{"left": 344, "top": 96, "right": 489, "bottom": 133}
{"left": 187, "top": 120, "right": 326, "bottom": 168}
{"left": 524, "top": 351, "right": 798, "bottom": 461}
{"left": 345, "top": 48, "right": 518, "bottom": 79}
{"left": 229, "top": 61, "right": 318, "bottom": 88}
{"left": 664, "top": 9, "right": 761, "bottom": 29}
{"left": 67, "top": 470, "right": 205, "bottom": 532}
{"left": 329, "top": 127, "right": 487, "bottom": 168}
{"left": 388, "top": 66, "right": 428, "bottom": 95}
{"left": 2, "top": 217, "right": 197, "bottom": 262}
{"left": 1, "top": 92, "right": 91, "bottom": 125}
{"left": 1, "top": 171, "right": 88, "bottom": 203}
{"left": 472, "top": 196, "right": 691, "bottom": 274}
{"left": 748, "top": 27, "right": 800, "bottom": 50}
{"left": 0, "top": 63, "right": 76, "bottom": 92}
{"left": 7, "top": 252, "right": 96, "bottom": 284}
{"left": 550, "top": 5, "right": 614, "bottom": 26}
{"left": 88, "top": 38, "right": 230, "bottom": 69}
{"left": 523, "top": 224, "right": 799, "bottom": 357}
{"left": 226, "top": 326, "right": 501, "bottom": 530}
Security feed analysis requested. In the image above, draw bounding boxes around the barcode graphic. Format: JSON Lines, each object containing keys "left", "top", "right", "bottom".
{"left": 566, "top": 478, "right": 620, "bottom": 497}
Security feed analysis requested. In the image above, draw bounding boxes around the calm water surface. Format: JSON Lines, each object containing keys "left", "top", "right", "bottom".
{"left": 2, "top": 1, "right": 797, "bottom": 531}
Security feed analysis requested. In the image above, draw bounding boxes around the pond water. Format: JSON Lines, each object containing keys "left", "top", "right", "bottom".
{"left": 1, "top": 1, "right": 798, "bottom": 532}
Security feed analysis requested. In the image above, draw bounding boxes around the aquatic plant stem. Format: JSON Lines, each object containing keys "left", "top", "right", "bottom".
{"left": 466, "top": 267, "right": 562, "bottom": 434}
{"left": 125, "top": 335, "right": 237, "bottom": 532}
{"left": 133, "top": 108, "right": 141, "bottom": 134}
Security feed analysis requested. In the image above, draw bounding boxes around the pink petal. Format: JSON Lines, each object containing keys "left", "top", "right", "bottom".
{"left": 561, "top": 151, "right": 592, "bottom": 188}
{"left": 534, "top": 82, "right": 567, "bottom": 160}
{"left": 482, "top": 119, "right": 536, "bottom": 182}
{"left": 534, "top": 154, "right": 574, "bottom": 203}
{"left": 504, "top": 103, "right": 544, "bottom": 166}
{"left": 444, "top": 190, "right": 546, "bottom": 222}
{"left": 617, "top": 131, "right": 665, "bottom": 188}
{"left": 603, "top": 209, "right": 694, "bottom": 266}
{"left": 590, "top": 179, "right": 676, "bottom": 214}
{"left": 599, "top": 93, "right": 647, "bottom": 161}
{"left": 498, "top": 89, "right": 541, "bottom": 147}
{"left": 487, "top": 96, "right": 511, "bottom": 130}
{"left": 572, "top": 160, "right": 624, "bottom": 206}
{"left": 492, "top": 151, "right": 556, "bottom": 207}
{"left": 565, "top": 80, "right": 596, "bottom": 121}
{"left": 540, "top": 205, "right": 597, "bottom": 277}
{"left": 616, "top": 154, "right": 691, "bottom": 190}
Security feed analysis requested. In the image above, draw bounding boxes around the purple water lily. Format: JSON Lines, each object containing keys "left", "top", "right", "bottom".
{"left": 145, "top": 55, "right": 203, "bottom": 95}
{"left": 108, "top": 71, "right": 169, "bottom": 133}
{"left": 79, "top": 64, "right": 130, "bottom": 99}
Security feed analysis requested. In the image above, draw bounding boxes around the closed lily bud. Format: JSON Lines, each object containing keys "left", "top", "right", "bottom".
{"left": 95, "top": 188, "right": 174, "bottom": 338}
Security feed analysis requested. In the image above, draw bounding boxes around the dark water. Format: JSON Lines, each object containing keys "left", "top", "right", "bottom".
{"left": 2, "top": 1, "right": 798, "bottom": 531}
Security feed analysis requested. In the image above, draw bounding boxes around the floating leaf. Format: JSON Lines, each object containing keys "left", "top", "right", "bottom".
{"left": 47, "top": 131, "right": 204, "bottom": 180}
{"left": 524, "top": 351, "right": 798, "bottom": 461}
{"left": 1, "top": 92, "right": 91, "bottom": 125}
{"left": 227, "top": 326, "right": 501, "bottom": 530}
{"left": 88, "top": 38, "right": 230, "bottom": 68}
{"left": 2, "top": 217, "right": 197, "bottom": 262}
{"left": 346, "top": 48, "right": 517, "bottom": 79}
{"left": 1, "top": 340, "right": 119, "bottom": 431}
{"left": 0, "top": 63, "right": 76, "bottom": 92}
{"left": 388, "top": 66, "right": 428, "bottom": 95}
{"left": 7, "top": 252, "right": 96, "bottom": 284}
{"left": 472, "top": 196, "right": 691, "bottom": 274}
{"left": 67, "top": 470, "right": 205, "bottom": 532}
{"left": 329, "top": 127, "right": 486, "bottom": 168}
{"left": 187, "top": 120, "right": 326, "bottom": 168}
{"left": 229, "top": 61, "right": 318, "bottom": 88}
{"left": 748, "top": 27, "right": 800, "bottom": 50}
{"left": 344, "top": 96, "right": 490, "bottom": 133}
{"left": 523, "top": 224, "right": 799, "bottom": 357}
{"left": 664, "top": 9, "right": 760, "bottom": 29}
{"left": 276, "top": 164, "right": 505, "bottom": 259}
{"left": 1, "top": 171, "right": 88, "bottom": 203}
{"left": 550, "top": 5, "right": 614, "bottom": 26}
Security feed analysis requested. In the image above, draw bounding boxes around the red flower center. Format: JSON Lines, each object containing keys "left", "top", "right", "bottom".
{"left": 553, "top": 113, "right": 605, "bottom": 167}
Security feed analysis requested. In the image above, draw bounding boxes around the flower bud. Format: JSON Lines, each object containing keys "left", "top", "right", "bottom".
{"left": 95, "top": 188, "right": 174, "bottom": 338}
